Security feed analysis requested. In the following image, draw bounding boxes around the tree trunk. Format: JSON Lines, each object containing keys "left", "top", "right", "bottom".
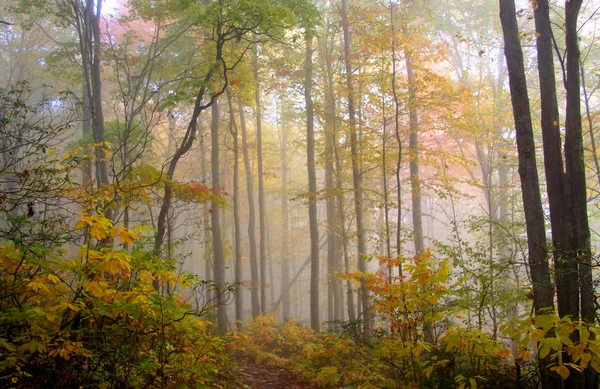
{"left": 239, "top": 101, "right": 261, "bottom": 317}
{"left": 565, "top": 0, "right": 593, "bottom": 323}
{"left": 321, "top": 31, "right": 343, "bottom": 328}
{"left": 499, "top": 3, "right": 557, "bottom": 388}
{"left": 341, "top": 0, "right": 371, "bottom": 342}
{"left": 564, "top": 1, "right": 594, "bottom": 386}
{"left": 227, "top": 89, "right": 243, "bottom": 328}
{"left": 253, "top": 46, "right": 268, "bottom": 315}
{"left": 405, "top": 52, "right": 423, "bottom": 255}
{"left": 305, "top": 31, "right": 320, "bottom": 333}
{"left": 278, "top": 95, "right": 291, "bottom": 321}
{"left": 390, "top": 2, "right": 403, "bottom": 274}
{"left": 81, "top": 84, "right": 93, "bottom": 187}
{"left": 210, "top": 100, "right": 228, "bottom": 335}
{"left": 199, "top": 125, "right": 213, "bottom": 305}
{"left": 86, "top": 0, "right": 110, "bottom": 192}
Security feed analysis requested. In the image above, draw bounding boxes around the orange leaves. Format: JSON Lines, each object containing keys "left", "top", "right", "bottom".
{"left": 172, "top": 182, "right": 226, "bottom": 206}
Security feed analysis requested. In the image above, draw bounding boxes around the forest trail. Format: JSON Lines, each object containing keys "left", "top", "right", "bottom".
{"left": 237, "top": 357, "right": 316, "bottom": 389}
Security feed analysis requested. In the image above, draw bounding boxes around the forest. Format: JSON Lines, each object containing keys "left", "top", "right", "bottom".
{"left": 1, "top": 0, "right": 600, "bottom": 387}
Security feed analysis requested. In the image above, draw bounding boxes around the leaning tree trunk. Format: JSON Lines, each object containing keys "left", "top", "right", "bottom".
{"left": 499, "top": 2, "right": 557, "bottom": 388}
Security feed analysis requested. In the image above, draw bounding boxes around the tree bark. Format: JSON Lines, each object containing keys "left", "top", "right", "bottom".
{"left": 278, "top": 95, "right": 291, "bottom": 321}
{"left": 405, "top": 51, "right": 424, "bottom": 255}
{"left": 341, "top": 0, "right": 371, "bottom": 342}
{"left": 253, "top": 46, "right": 268, "bottom": 315}
{"left": 238, "top": 101, "right": 261, "bottom": 317}
{"left": 499, "top": 8, "right": 556, "bottom": 387}
{"left": 226, "top": 89, "right": 243, "bottom": 328}
{"left": 321, "top": 30, "right": 343, "bottom": 328}
{"left": 305, "top": 31, "right": 320, "bottom": 333}
{"left": 210, "top": 100, "right": 227, "bottom": 335}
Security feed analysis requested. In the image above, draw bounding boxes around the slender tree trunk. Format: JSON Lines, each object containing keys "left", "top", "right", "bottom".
{"left": 86, "top": 0, "right": 110, "bottom": 191}
{"left": 210, "top": 100, "right": 227, "bottom": 335}
{"left": 321, "top": 31, "right": 343, "bottom": 327}
{"left": 390, "top": 2, "right": 403, "bottom": 273}
{"left": 305, "top": 31, "right": 320, "bottom": 333}
{"left": 341, "top": 0, "right": 371, "bottom": 341}
{"left": 81, "top": 84, "right": 93, "bottom": 186}
{"left": 227, "top": 89, "right": 243, "bottom": 328}
{"left": 253, "top": 46, "right": 268, "bottom": 314}
{"left": 405, "top": 52, "right": 423, "bottom": 255}
{"left": 199, "top": 126, "right": 213, "bottom": 305}
{"left": 279, "top": 95, "right": 291, "bottom": 321}
{"left": 335, "top": 128, "right": 355, "bottom": 323}
{"left": 499, "top": 4, "right": 557, "bottom": 388}
{"left": 239, "top": 102, "right": 261, "bottom": 317}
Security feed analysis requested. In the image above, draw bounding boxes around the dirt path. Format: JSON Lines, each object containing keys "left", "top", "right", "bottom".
{"left": 236, "top": 357, "right": 316, "bottom": 389}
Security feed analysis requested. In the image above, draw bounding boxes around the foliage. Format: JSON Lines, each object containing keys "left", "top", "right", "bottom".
{"left": 0, "top": 212, "right": 235, "bottom": 388}
{"left": 233, "top": 252, "right": 535, "bottom": 389}
{"left": 0, "top": 82, "right": 79, "bottom": 246}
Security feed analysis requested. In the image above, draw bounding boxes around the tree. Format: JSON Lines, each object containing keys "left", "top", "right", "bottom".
{"left": 341, "top": 0, "right": 371, "bottom": 341}
{"left": 226, "top": 88, "right": 243, "bottom": 327}
{"left": 239, "top": 100, "right": 261, "bottom": 317}
{"left": 305, "top": 29, "right": 320, "bottom": 332}
{"left": 253, "top": 44, "right": 268, "bottom": 314}
{"left": 498, "top": 0, "right": 557, "bottom": 387}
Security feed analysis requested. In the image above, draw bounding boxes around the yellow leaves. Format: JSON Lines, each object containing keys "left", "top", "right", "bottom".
{"left": 99, "top": 253, "right": 131, "bottom": 276}
{"left": 77, "top": 214, "right": 143, "bottom": 246}
{"left": 110, "top": 226, "right": 141, "bottom": 245}
{"left": 76, "top": 214, "right": 113, "bottom": 241}
{"left": 84, "top": 279, "right": 110, "bottom": 297}
{"left": 552, "top": 364, "right": 571, "bottom": 380}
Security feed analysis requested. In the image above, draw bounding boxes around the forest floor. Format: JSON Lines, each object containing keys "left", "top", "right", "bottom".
{"left": 236, "top": 356, "right": 316, "bottom": 389}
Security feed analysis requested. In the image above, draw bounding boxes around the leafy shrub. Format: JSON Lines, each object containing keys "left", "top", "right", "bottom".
{"left": 0, "top": 213, "right": 234, "bottom": 388}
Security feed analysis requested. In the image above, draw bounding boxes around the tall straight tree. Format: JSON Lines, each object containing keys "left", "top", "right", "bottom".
{"left": 320, "top": 28, "right": 343, "bottom": 328}
{"left": 210, "top": 99, "right": 227, "bottom": 335}
{"left": 253, "top": 45, "right": 268, "bottom": 314}
{"left": 305, "top": 30, "right": 320, "bottom": 333}
{"left": 564, "top": 0, "right": 593, "bottom": 324}
{"left": 278, "top": 94, "right": 291, "bottom": 321}
{"left": 341, "top": 0, "right": 371, "bottom": 341}
{"left": 405, "top": 50, "right": 424, "bottom": 255}
{"left": 533, "top": 1, "right": 567, "bottom": 323}
{"left": 226, "top": 88, "right": 243, "bottom": 327}
{"left": 390, "top": 1, "right": 403, "bottom": 270}
{"left": 498, "top": 1, "right": 557, "bottom": 387}
{"left": 238, "top": 101, "right": 261, "bottom": 317}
